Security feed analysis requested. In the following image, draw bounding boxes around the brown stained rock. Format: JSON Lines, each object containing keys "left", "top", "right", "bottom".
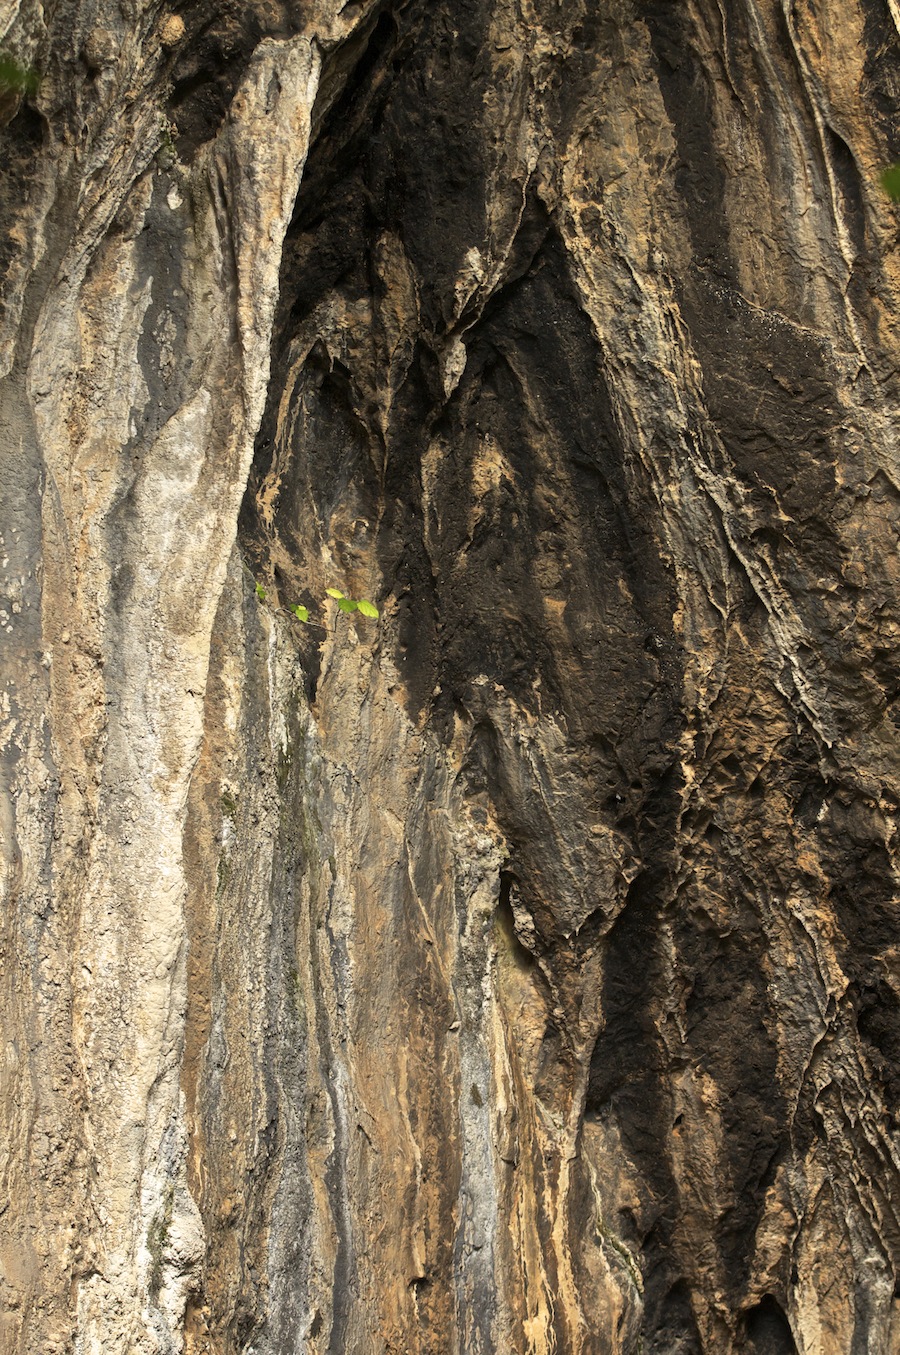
{"left": 3, "top": 0, "right": 900, "bottom": 1351}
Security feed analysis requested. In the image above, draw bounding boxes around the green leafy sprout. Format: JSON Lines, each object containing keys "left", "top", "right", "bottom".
{"left": 0, "top": 52, "right": 40, "bottom": 97}
{"left": 254, "top": 580, "right": 378, "bottom": 629}
{"left": 882, "top": 162, "right": 900, "bottom": 202}
{"left": 325, "top": 587, "right": 379, "bottom": 618}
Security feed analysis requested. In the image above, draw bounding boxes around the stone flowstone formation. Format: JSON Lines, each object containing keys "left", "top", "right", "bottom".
{"left": 3, "top": 0, "right": 900, "bottom": 1350}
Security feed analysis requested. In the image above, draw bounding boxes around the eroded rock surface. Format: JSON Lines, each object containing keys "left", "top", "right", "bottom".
{"left": 3, "top": 0, "right": 900, "bottom": 1350}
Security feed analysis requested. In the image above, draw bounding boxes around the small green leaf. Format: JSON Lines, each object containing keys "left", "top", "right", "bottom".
{"left": 291, "top": 604, "right": 310, "bottom": 622}
{"left": 255, "top": 583, "right": 266, "bottom": 601}
{"left": 325, "top": 587, "right": 345, "bottom": 600}
{"left": 0, "top": 53, "right": 40, "bottom": 96}
{"left": 882, "top": 163, "right": 900, "bottom": 202}
{"left": 356, "top": 599, "right": 379, "bottom": 618}
{"left": 337, "top": 597, "right": 358, "bottom": 613}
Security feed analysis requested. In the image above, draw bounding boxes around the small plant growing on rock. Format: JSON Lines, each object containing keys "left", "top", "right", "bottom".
{"left": 324, "top": 587, "right": 379, "bottom": 618}
{"left": 253, "top": 578, "right": 378, "bottom": 629}
{"left": 882, "top": 163, "right": 900, "bottom": 201}
{"left": 0, "top": 51, "right": 39, "bottom": 97}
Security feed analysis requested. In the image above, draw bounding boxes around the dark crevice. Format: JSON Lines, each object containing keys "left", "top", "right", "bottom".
{"left": 305, "top": 4, "right": 408, "bottom": 188}
{"left": 744, "top": 1295, "right": 798, "bottom": 1355}
{"left": 823, "top": 123, "right": 867, "bottom": 258}
{"left": 496, "top": 870, "right": 538, "bottom": 972}
{"left": 643, "top": 0, "right": 735, "bottom": 285}
{"left": 167, "top": 7, "right": 272, "bottom": 157}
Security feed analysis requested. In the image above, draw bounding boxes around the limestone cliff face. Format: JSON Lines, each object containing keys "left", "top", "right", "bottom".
{"left": 3, "top": 0, "right": 900, "bottom": 1350}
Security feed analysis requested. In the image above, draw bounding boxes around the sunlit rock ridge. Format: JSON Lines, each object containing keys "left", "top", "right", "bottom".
{"left": 3, "top": 0, "right": 900, "bottom": 1350}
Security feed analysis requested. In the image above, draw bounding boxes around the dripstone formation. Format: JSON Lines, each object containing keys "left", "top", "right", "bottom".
{"left": 3, "top": 0, "right": 900, "bottom": 1350}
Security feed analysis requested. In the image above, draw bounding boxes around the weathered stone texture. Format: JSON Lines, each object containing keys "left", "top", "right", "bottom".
{"left": 3, "top": 0, "right": 900, "bottom": 1350}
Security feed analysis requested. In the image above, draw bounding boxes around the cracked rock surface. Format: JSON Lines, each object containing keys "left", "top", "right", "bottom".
{"left": 3, "top": 0, "right": 900, "bottom": 1350}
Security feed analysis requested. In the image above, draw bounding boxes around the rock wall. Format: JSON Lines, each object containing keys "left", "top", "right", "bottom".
{"left": 3, "top": 0, "right": 900, "bottom": 1350}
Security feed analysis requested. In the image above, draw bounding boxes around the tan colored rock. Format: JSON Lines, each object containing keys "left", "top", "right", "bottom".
{"left": 159, "top": 16, "right": 185, "bottom": 50}
{"left": 3, "top": 0, "right": 900, "bottom": 1351}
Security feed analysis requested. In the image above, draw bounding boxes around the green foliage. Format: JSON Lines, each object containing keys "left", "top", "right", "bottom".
{"left": 882, "top": 163, "right": 900, "bottom": 202}
{"left": 254, "top": 578, "right": 379, "bottom": 629}
{"left": 0, "top": 52, "right": 39, "bottom": 97}
{"left": 325, "top": 587, "right": 378, "bottom": 618}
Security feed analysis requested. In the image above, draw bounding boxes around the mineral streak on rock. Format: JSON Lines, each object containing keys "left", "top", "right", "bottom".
{"left": 3, "top": 0, "right": 900, "bottom": 1350}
